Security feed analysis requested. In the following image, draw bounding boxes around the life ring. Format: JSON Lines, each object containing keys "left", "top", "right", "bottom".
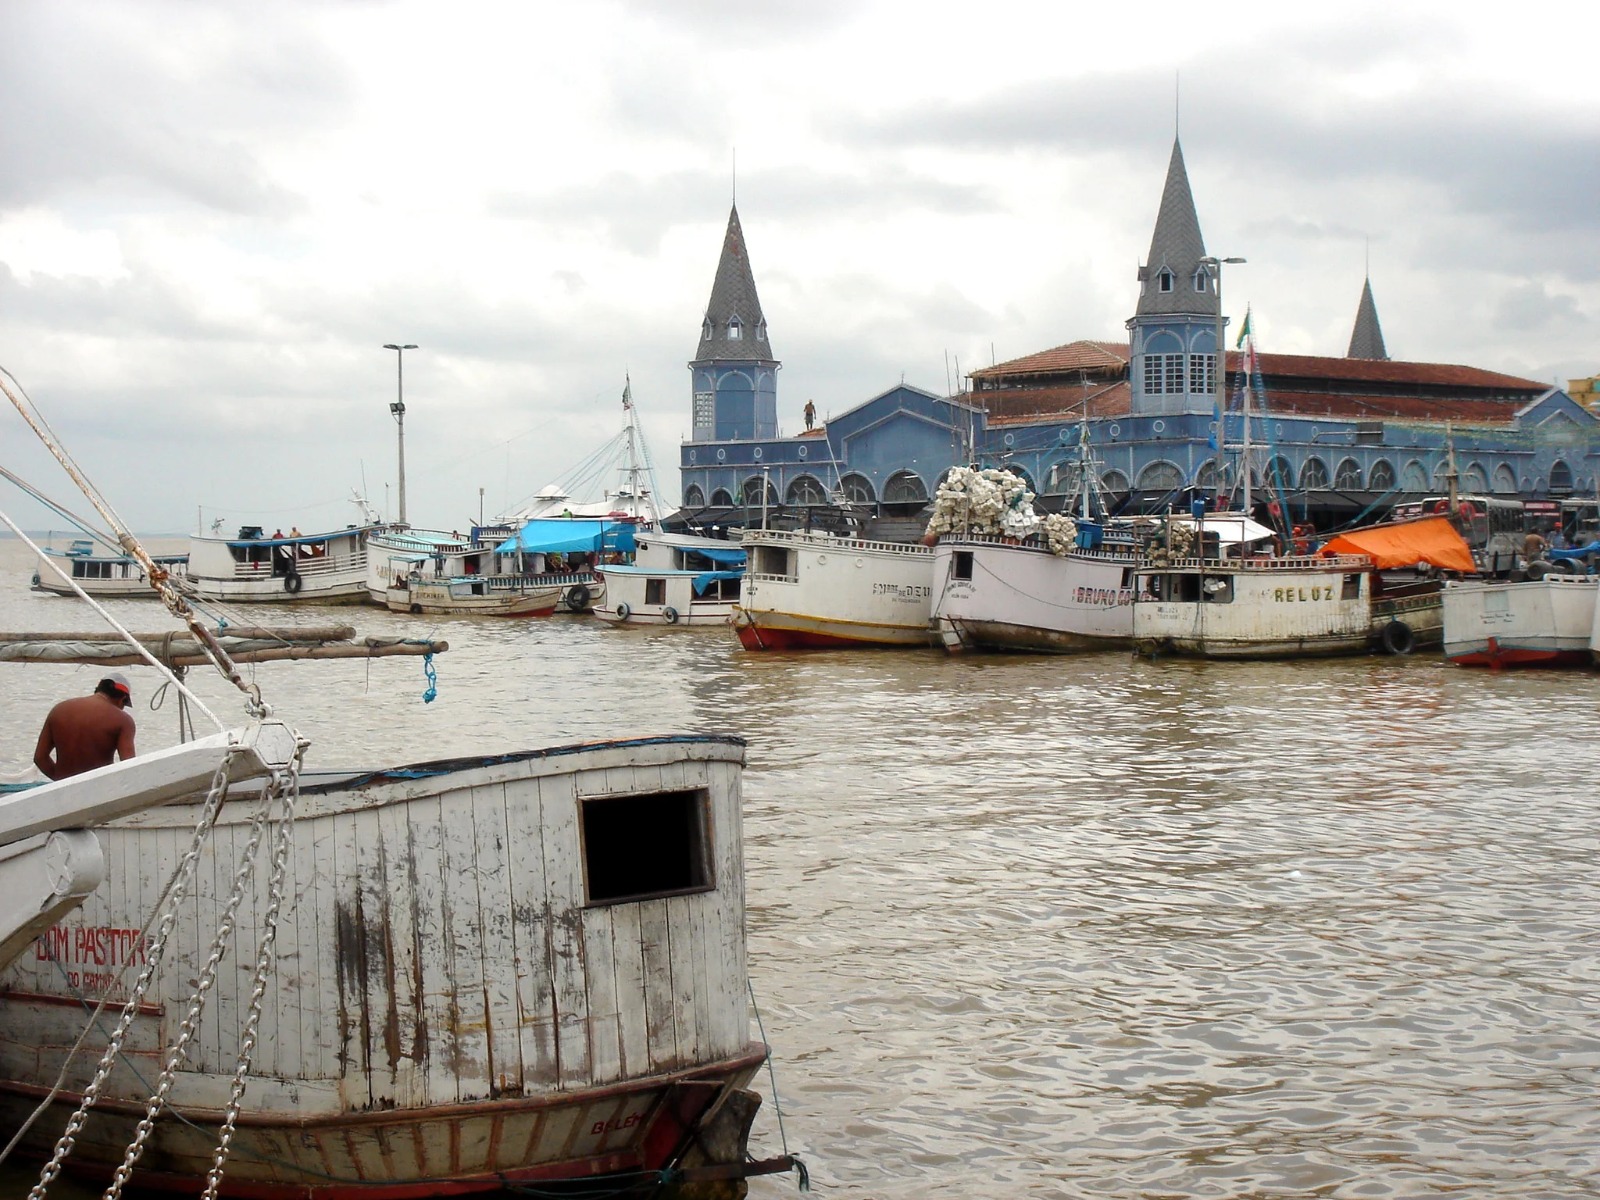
{"left": 662, "top": 606, "right": 680, "bottom": 624}
{"left": 1379, "top": 620, "right": 1415, "bottom": 656}
{"left": 1457, "top": 501, "right": 1478, "bottom": 521}
{"left": 615, "top": 602, "right": 631, "bottom": 621}
{"left": 566, "top": 583, "right": 591, "bottom": 610}
{"left": 283, "top": 570, "right": 303, "bottom": 594}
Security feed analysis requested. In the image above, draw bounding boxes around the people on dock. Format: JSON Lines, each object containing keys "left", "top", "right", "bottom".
{"left": 33, "top": 674, "right": 137, "bottom": 780}
{"left": 1522, "top": 528, "right": 1547, "bottom": 562}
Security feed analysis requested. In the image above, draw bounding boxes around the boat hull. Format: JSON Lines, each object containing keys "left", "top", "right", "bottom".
{"left": 1442, "top": 576, "right": 1599, "bottom": 668}
{"left": 737, "top": 530, "right": 935, "bottom": 650}
{"left": 0, "top": 737, "right": 768, "bottom": 1196}
{"left": 1133, "top": 558, "right": 1374, "bottom": 659}
{"left": 594, "top": 564, "right": 738, "bottom": 628}
{"left": 385, "top": 581, "right": 564, "bottom": 617}
{"left": 931, "top": 538, "right": 1137, "bottom": 654}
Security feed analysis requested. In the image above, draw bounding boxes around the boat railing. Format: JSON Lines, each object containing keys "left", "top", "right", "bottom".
{"left": 229, "top": 549, "right": 367, "bottom": 580}
{"left": 943, "top": 532, "right": 1145, "bottom": 558}
{"left": 1141, "top": 553, "right": 1374, "bottom": 572}
{"left": 747, "top": 528, "right": 932, "bottom": 557}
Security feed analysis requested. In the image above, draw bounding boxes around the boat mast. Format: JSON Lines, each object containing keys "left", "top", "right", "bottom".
{"left": 622, "top": 376, "right": 640, "bottom": 519}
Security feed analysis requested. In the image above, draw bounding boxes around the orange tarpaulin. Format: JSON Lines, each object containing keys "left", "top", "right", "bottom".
{"left": 1318, "top": 515, "right": 1475, "bottom": 573}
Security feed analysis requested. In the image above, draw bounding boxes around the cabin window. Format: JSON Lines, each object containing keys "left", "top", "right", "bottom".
{"left": 752, "top": 544, "right": 795, "bottom": 578}
{"left": 645, "top": 578, "right": 667, "bottom": 605}
{"left": 952, "top": 551, "right": 974, "bottom": 581}
{"left": 1201, "top": 575, "right": 1233, "bottom": 603}
{"left": 582, "top": 789, "right": 711, "bottom": 905}
{"left": 1341, "top": 574, "right": 1362, "bottom": 600}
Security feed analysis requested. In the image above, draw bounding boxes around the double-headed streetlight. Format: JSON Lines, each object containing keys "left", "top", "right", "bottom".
{"left": 1198, "top": 256, "right": 1245, "bottom": 506}
{"left": 383, "top": 343, "right": 417, "bottom": 525}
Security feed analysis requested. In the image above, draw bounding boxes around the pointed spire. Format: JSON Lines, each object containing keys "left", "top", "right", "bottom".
{"left": 1135, "top": 138, "right": 1214, "bottom": 318}
{"left": 1347, "top": 277, "right": 1388, "bottom": 360}
{"left": 694, "top": 205, "right": 774, "bottom": 363}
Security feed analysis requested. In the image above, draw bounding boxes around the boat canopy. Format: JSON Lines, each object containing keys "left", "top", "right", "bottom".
{"left": 688, "top": 545, "right": 746, "bottom": 566}
{"left": 692, "top": 569, "right": 744, "bottom": 595}
{"left": 1317, "top": 515, "right": 1475, "bottom": 573}
{"left": 495, "top": 518, "right": 637, "bottom": 556}
{"left": 1170, "top": 515, "right": 1278, "bottom": 545}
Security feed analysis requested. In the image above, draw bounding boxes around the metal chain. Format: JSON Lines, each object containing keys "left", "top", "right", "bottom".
{"left": 29, "top": 746, "right": 242, "bottom": 1200}
{"left": 99, "top": 770, "right": 284, "bottom": 1200}
{"left": 200, "top": 739, "right": 306, "bottom": 1200}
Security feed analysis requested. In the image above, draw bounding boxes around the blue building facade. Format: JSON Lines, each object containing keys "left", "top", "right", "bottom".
{"left": 680, "top": 143, "right": 1598, "bottom": 528}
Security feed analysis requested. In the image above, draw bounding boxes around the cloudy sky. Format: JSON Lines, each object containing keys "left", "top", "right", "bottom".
{"left": 1, "top": 0, "right": 1595, "bottom": 535}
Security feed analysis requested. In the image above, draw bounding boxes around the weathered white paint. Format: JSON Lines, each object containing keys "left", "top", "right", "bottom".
{"left": 736, "top": 528, "right": 937, "bottom": 648}
{"left": 0, "top": 736, "right": 763, "bottom": 1194}
{"left": 1443, "top": 575, "right": 1600, "bottom": 665}
{"left": 931, "top": 534, "right": 1142, "bottom": 653}
{"left": 1133, "top": 556, "right": 1374, "bottom": 658}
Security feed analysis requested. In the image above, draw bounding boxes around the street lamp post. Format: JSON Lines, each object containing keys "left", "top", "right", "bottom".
{"left": 383, "top": 343, "right": 418, "bottom": 525}
{"left": 1198, "top": 257, "right": 1245, "bottom": 510}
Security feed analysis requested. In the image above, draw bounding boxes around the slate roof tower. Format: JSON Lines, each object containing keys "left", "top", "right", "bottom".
{"left": 1347, "top": 276, "right": 1389, "bottom": 360}
{"left": 690, "top": 205, "right": 779, "bottom": 441}
{"left": 1126, "top": 138, "right": 1224, "bottom": 417}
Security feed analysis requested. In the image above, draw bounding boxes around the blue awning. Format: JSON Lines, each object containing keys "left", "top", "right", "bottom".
{"left": 692, "top": 569, "right": 744, "bottom": 595}
{"left": 495, "top": 519, "right": 637, "bottom": 556}
{"left": 689, "top": 545, "right": 746, "bottom": 565}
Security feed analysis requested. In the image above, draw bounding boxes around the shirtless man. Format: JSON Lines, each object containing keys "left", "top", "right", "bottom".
{"left": 34, "top": 674, "right": 137, "bottom": 781}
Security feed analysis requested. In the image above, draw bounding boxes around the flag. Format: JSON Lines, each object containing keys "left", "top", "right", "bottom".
{"left": 1235, "top": 306, "right": 1252, "bottom": 349}
{"left": 622, "top": 375, "right": 633, "bottom": 409}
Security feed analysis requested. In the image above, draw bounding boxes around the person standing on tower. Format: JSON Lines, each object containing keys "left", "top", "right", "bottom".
{"left": 803, "top": 399, "right": 816, "bottom": 431}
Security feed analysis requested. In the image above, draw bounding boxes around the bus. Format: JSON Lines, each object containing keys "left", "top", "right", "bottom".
{"left": 1390, "top": 494, "right": 1523, "bottom": 576}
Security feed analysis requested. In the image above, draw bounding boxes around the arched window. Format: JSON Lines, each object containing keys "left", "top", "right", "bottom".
{"left": 683, "top": 484, "right": 706, "bottom": 507}
{"left": 1044, "top": 458, "right": 1077, "bottom": 495}
{"left": 1158, "top": 269, "right": 1174, "bottom": 292}
{"left": 1265, "top": 456, "right": 1294, "bottom": 489}
{"left": 1299, "top": 458, "right": 1329, "bottom": 490}
{"left": 710, "top": 488, "right": 734, "bottom": 507}
{"left": 1431, "top": 460, "right": 1453, "bottom": 485}
{"left": 1334, "top": 458, "right": 1363, "bottom": 490}
{"left": 1369, "top": 460, "right": 1396, "bottom": 493}
{"left": 785, "top": 475, "right": 826, "bottom": 506}
{"left": 1136, "top": 461, "right": 1183, "bottom": 492}
{"left": 1551, "top": 459, "right": 1574, "bottom": 494}
{"left": 727, "top": 318, "right": 743, "bottom": 341}
{"left": 1401, "top": 460, "right": 1429, "bottom": 492}
{"left": 740, "top": 476, "right": 777, "bottom": 505}
{"left": 1463, "top": 463, "right": 1490, "bottom": 493}
{"left": 840, "top": 473, "right": 875, "bottom": 504}
{"left": 1101, "top": 469, "right": 1130, "bottom": 495}
{"left": 1194, "top": 459, "right": 1228, "bottom": 489}
{"left": 1493, "top": 463, "right": 1518, "bottom": 494}
{"left": 883, "top": 471, "right": 927, "bottom": 504}
{"left": 701, "top": 319, "right": 712, "bottom": 341}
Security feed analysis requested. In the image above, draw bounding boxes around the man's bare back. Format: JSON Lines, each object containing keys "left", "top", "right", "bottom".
{"left": 35, "top": 682, "right": 137, "bottom": 781}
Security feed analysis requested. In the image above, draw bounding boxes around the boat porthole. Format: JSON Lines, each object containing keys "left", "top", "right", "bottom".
{"left": 817, "top": 554, "right": 827, "bottom": 564}
{"left": 855, "top": 558, "right": 864, "bottom": 568}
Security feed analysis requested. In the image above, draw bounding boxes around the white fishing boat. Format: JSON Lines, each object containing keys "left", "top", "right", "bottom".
{"left": 187, "top": 523, "right": 378, "bottom": 606}
{"left": 1132, "top": 515, "right": 1377, "bottom": 659}
{"left": 33, "top": 540, "right": 189, "bottom": 598}
{"left": 0, "top": 369, "right": 797, "bottom": 1199}
{"left": 733, "top": 528, "right": 935, "bottom": 650}
{"left": 594, "top": 530, "right": 745, "bottom": 627}
{"left": 370, "top": 523, "right": 615, "bottom": 617}
{"left": 928, "top": 460, "right": 1149, "bottom": 654}
{"left": 1443, "top": 574, "right": 1599, "bottom": 668}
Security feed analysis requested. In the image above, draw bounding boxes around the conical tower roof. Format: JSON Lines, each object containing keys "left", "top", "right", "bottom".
{"left": 1347, "top": 276, "right": 1389, "bottom": 360}
{"left": 1135, "top": 138, "right": 1215, "bottom": 318}
{"left": 694, "top": 205, "right": 774, "bottom": 362}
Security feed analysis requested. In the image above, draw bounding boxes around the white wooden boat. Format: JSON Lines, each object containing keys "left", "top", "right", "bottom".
{"left": 187, "top": 525, "right": 377, "bottom": 606}
{"left": 593, "top": 531, "right": 745, "bottom": 627}
{"left": 1134, "top": 541, "right": 1376, "bottom": 659}
{"left": 733, "top": 528, "right": 935, "bottom": 650}
{"left": 931, "top": 524, "right": 1145, "bottom": 654}
{"left": 33, "top": 540, "right": 189, "bottom": 598}
{"left": 1443, "top": 575, "right": 1599, "bottom": 668}
{"left": 0, "top": 732, "right": 789, "bottom": 1196}
{"left": 369, "top": 526, "right": 607, "bottom": 615}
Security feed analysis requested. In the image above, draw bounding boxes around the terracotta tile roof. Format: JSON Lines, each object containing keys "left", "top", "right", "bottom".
{"left": 1240, "top": 388, "right": 1522, "bottom": 424}
{"left": 982, "top": 381, "right": 1132, "bottom": 426}
{"left": 971, "top": 340, "right": 1129, "bottom": 380}
{"left": 1247, "top": 351, "right": 1545, "bottom": 393}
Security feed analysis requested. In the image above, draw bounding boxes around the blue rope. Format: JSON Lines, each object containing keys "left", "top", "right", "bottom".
{"left": 421, "top": 652, "right": 438, "bottom": 704}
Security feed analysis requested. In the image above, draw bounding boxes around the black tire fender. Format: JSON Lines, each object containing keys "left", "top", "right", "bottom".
{"left": 283, "top": 570, "right": 303, "bottom": 594}
{"left": 566, "top": 583, "right": 591, "bottom": 610}
{"left": 615, "top": 602, "right": 631, "bottom": 621}
{"left": 662, "top": 606, "right": 680, "bottom": 624}
{"left": 1379, "top": 620, "right": 1414, "bottom": 656}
